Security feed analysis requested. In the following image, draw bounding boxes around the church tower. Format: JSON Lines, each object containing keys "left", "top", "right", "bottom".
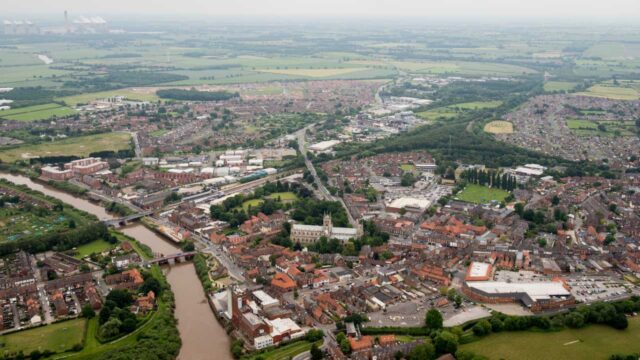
{"left": 323, "top": 213, "right": 333, "bottom": 237}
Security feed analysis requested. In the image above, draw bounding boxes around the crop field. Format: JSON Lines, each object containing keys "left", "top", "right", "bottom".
{"left": 484, "top": 120, "right": 514, "bottom": 134}
{"left": 456, "top": 184, "right": 510, "bottom": 204}
{"left": 257, "top": 67, "right": 366, "bottom": 78}
{"left": 0, "top": 318, "right": 86, "bottom": 355}
{"left": 0, "top": 132, "right": 131, "bottom": 163}
{"left": 351, "top": 60, "right": 535, "bottom": 76}
{"left": 566, "top": 119, "right": 636, "bottom": 137}
{"left": 461, "top": 317, "right": 640, "bottom": 360}
{"left": 0, "top": 103, "right": 77, "bottom": 122}
{"left": 584, "top": 42, "right": 640, "bottom": 59}
{"left": 544, "top": 81, "right": 578, "bottom": 92}
{"left": 577, "top": 84, "right": 640, "bottom": 100}
{"left": 59, "top": 89, "right": 160, "bottom": 106}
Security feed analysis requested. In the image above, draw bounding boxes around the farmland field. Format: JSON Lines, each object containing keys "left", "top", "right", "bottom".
{"left": 0, "top": 318, "right": 86, "bottom": 355}
{"left": 351, "top": 60, "right": 535, "bottom": 76}
{"left": 257, "top": 67, "right": 366, "bottom": 78}
{"left": 577, "top": 84, "right": 640, "bottom": 100}
{"left": 456, "top": 184, "right": 510, "bottom": 204}
{"left": 0, "top": 132, "right": 131, "bottom": 162}
{"left": 461, "top": 317, "right": 640, "bottom": 360}
{"left": 449, "top": 101, "right": 503, "bottom": 110}
{"left": 484, "top": 120, "right": 513, "bottom": 134}
{"left": 0, "top": 103, "right": 77, "bottom": 122}
{"left": 544, "top": 81, "right": 578, "bottom": 92}
{"left": 416, "top": 101, "right": 502, "bottom": 121}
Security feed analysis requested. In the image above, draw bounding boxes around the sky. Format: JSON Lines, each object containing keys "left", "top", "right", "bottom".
{"left": 4, "top": 0, "right": 640, "bottom": 20}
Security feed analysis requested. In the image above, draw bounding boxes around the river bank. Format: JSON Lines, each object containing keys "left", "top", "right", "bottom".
{"left": 0, "top": 173, "right": 233, "bottom": 360}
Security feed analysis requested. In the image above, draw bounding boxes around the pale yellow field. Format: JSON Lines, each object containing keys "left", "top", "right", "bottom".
{"left": 256, "top": 68, "right": 366, "bottom": 77}
{"left": 484, "top": 120, "right": 514, "bottom": 134}
{"left": 577, "top": 84, "right": 640, "bottom": 100}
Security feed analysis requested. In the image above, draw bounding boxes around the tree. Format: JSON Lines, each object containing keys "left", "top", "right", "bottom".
{"left": 339, "top": 337, "right": 351, "bottom": 354}
{"left": 564, "top": 312, "right": 585, "bottom": 328}
{"left": 120, "top": 317, "right": 137, "bottom": 333}
{"left": 472, "top": 320, "right": 492, "bottom": 336}
{"left": 409, "top": 343, "right": 435, "bottom": 360}
{"left": 310, "top": 343, "right": 323, "bottom": 360}
{"left": 434, "top": 331, "right": 458, "bottom": 355}
{"left": 140, "top": 276, "right": 161, "bottom": 296}
{"left": 425, "top": 308, "right": 443, "bottom": 330}
{"left": 81, "top": 305, "right": 96, "bottom": 319}
{"left": 99, "top": 318, "right": 122, "bottom": 339}
{"left": 106, "top": 289, "right": 134, "bottom": 308}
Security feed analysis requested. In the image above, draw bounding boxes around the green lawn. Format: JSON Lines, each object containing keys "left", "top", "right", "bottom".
{"left": 416, "top": 107, "right": 459, "bottom": 121}
{"left": 149, "top": 129, "right": 169, "bottom": 137}
{"left": 456, "top": 184, "right": 510, "bottom": 204}
{"left": 73, "top": 239, "right": 116, "bottom": 258}
{"left": 266, "top": 192, "right": 299, "bottom": 202}
{"left": 239, "top": 192, "right": 299, "bottom": 212}
{"left": 0, "top": 103, "right": 77, "bottom": 122}
{"left": 544, "top": 81, "right": 578, "bottom": 92}
{"left": 244, "top": 340, "right": 321, "bottom": 360}
{"left": 0, "top": 132, "right": 131, "bottom": 163}
{"left": 0, "top": 319, "right": 86, "bottom": 355}
{"left": 461, "top": 317, "right": 640, "bottom": 360}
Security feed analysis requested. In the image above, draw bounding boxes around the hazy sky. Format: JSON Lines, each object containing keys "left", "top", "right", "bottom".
{"left": 4, "top": 0, "right": 640, "bottom": 19}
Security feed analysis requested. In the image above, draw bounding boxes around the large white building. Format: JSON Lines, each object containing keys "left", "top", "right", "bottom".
{"left": 291, "top": 215, "right": 362, "bottom": 244}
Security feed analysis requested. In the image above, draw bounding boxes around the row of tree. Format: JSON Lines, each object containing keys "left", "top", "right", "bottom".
{"left": 461, "top": 168, "right": 517, "bottom": 191}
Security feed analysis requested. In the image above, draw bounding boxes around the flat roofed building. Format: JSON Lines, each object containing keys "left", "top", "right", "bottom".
{"left": 465, "top": 262, "right": 493, "bottom": 281}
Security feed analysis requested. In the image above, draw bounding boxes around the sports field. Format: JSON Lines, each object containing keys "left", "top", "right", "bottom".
{"left": 0, "top": 318, "right": 86, "bottom": 355}
{"left": 484, "top": 120, "right": 514, "bottom": 134}
{"left": 461, "top": 317, "right": 640, "bottom": 360}
{"left": 566, "top": 119, "right": 635, "bottom": 137}
{"left": 417, "top": 101, "right": 502, "bottom": 121}
{"left": 0, "top": 132, "right": 131, "bottom": 163}
{"left": 59, "top": 89, "right": 160, "bottom": 106}
{"left": 456, "top": 184, "right": 510, "bottom": 204}
{"left": 0, "top": 103, "right": 77, "bottom": 122}
{"left": 577, "top": 84, "right": 640, "bottom": 100}
{"left": 544, "top": 81, "right": 578, "bottom": 92}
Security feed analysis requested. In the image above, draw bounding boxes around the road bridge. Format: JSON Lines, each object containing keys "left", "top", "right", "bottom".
{"left": 144, "top": 251, "right": 196, "bottom": 266}
{"left": 102, "top": 210, "right": 154, "bottom": 228}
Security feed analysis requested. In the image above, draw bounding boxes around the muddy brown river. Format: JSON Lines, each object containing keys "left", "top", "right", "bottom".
{"left": 0, "top": 173, "right": 232, "bottom": 360}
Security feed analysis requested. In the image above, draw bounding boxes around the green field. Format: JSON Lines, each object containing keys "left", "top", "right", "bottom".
{"left": 577, "top": 84, "right": 640, "bottom": 100}
{"left": 0, "top": 132, "right": 131, "bottom": 163}
{"left": 0, "top": 319, "right": 86, "bottom": 355}
{"left": 448, "top": 101, "right": 503, "bottom": 109}
{"left": 461, "top": 317, "right": 640, "bottom": 360}
{"left": 266, "top": 192, "right": 299, "bottom": 202}
{"left": 566, "top": 119, "right": 635, "bottom": 137}
{"left": 59, "top": 89, "right": 160, "bottom": 106}
{"left": 456, "top": 184, "right": 510, "bottom": 204}
{"left": 244, "top": 340, "right": 321, "bottom": 360}
{"left": 416, "top": 101, "right": 502, "bottom": 122}
{"left": 0, "top": 103, "right": 77, "bottom": 122}
{"left": 239, "top": 192, "right": 299, "bottom": 212}
{"left": 351, "top": 60, "right": 535, "bottom": 76}
{"left": 544, "top": 81, "right": 578, "bottom": 92}
{"left": 73, "top": 239, "right": 116, "bottom": 258}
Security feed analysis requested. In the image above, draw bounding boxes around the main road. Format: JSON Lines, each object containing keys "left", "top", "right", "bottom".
{"left": 295, "top": 126, "right": 358, "bottom": 228}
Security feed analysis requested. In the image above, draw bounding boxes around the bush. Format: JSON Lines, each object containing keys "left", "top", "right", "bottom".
{"left": 434, "top": 331, "right": 458, "bottom": 355}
